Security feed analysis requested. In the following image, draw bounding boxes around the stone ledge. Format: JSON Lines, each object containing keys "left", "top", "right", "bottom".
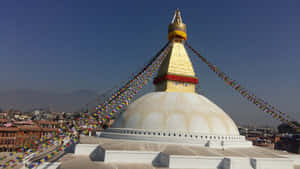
{"left": 100, "top": 128, "right": 252, "bottom": 148}
{"left": 74, "top": 144, "right": 99, "bottom": 155}
{"left": 105, "top": 150, "right": 161, "bottom": 164}
{"left": 168, "top": 155, "right": 223, "bottom": 169}
{"left": 251, "top": 157, "right": 293, "bottom": 169}
{"left": 105, "top": 128, "right": 246, "bottom": 141}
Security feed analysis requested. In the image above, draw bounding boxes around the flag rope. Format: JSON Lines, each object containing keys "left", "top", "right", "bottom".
{"left": 0, "top": 42, "right": 171, "bottom": 169}
{"left": 185, "top": 41, "right": 298, "bottom": 129}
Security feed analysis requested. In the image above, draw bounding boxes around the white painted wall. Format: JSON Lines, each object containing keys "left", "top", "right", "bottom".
{"left": 223, "top": 157, "right": 253, "bottom": 169}
{"left": 251, "top": 157, "right": 293, "bottom": 169}
{"left": 74, "top": 144, "right": 99, "bottom": 155}
{"left": 168, "top": 155, "right": 223, "bottom": 169}
{"left": 104, "top": 150, "right": 160, "bottom": 164}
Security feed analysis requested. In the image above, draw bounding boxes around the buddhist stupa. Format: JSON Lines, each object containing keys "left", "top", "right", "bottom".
{"left": 55, "top": 9, "right": 300, "bottom": 169}
{"left": 100, "top": 9, "right": 251, "bottom": 148}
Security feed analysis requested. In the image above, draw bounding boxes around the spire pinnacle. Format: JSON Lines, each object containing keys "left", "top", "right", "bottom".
{"left": 171, "top": 9, "right": 183, "bottom": 24}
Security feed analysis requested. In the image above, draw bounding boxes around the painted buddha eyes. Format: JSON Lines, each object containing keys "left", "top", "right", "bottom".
{"left": 174, "top": 81, "right": 189, "bottom": 87}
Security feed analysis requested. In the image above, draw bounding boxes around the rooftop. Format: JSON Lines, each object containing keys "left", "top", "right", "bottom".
{"left": 16, "top": 125, "right": 41, "bottom": 131}
{"left": 0, "top": 127, "right": 19, "bottom": 131}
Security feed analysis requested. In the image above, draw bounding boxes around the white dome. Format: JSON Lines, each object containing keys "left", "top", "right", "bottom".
{"left": 113, "top": 92, "right": 239, "bottom": 136}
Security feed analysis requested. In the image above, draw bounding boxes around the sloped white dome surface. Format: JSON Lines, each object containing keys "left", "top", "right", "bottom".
{"left": 113, "top": 92, "right": 239, "bottom": 136}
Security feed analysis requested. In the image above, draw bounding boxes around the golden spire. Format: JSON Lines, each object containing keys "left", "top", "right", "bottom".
{"left": 168, "top": 9, "right": 187, "bottom": 41}
{"left": 154, "top": 9, "right": 198, "bottom": 93}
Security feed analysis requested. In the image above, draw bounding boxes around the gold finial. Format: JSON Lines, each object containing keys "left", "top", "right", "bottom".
{"left": 168, "top": 9, "right": 187, "bottom": 41}
{"left": 171, "top": 9, "right": 183, "bottom": 24}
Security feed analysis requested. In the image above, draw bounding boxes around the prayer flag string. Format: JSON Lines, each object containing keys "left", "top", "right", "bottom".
{"left": 0, "top": 42, "right": 171, "bottom": 169}
{"left": 185, "top": 41, "right": 298, "bottom": 129}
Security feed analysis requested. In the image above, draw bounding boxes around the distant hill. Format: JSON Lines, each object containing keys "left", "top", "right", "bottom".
{"left": 0, "top": 89, "right": 102, "bottom": 112}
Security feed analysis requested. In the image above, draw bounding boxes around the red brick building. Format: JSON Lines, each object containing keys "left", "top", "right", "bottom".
{"left": 0, "top": 127, "right": 19, "bottom": 152}
{"left": 0, "top": 120, "right": 60, "bottom": 152}
{"left": 36, "top": 120, "right": 60, "bottom": 137}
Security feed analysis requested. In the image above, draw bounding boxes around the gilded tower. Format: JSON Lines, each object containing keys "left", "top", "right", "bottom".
{"left": 154, "top": 9, "right": 198, "bottom": 93}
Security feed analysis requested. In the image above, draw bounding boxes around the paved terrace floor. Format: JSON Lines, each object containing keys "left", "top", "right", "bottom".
{"left": 55, "top": 136, "right": 300, "bottom": 169}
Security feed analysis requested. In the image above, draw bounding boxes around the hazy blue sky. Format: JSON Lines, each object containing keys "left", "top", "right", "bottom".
{"left": 1, "top": 0, "right": 299, "bottom": 126}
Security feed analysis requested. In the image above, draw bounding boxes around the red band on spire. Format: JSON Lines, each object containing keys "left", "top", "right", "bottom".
{"left": 154, "top": 74, "right": 198, "bottom": 84}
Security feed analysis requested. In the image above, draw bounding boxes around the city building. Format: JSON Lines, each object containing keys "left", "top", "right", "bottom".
{"left": 0, "top": 126, "right": 19, "bottom": 152}
{"left": 239, "top": 126, "right": 276, "bottom": 148}
{"left": 36, "top": 120, "right": 60, "bottom": 137}
{"left": 0, "top": 120, "right": 60, "bottom": 152}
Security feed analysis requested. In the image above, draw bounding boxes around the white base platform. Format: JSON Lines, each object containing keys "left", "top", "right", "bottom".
{"left": 73, "top": 143, "right": 296, "bottom": 169}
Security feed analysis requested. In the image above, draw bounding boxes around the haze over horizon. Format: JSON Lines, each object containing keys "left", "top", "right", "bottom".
{"left": 1, "top": 0, "right": 300, "bottom": 126}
